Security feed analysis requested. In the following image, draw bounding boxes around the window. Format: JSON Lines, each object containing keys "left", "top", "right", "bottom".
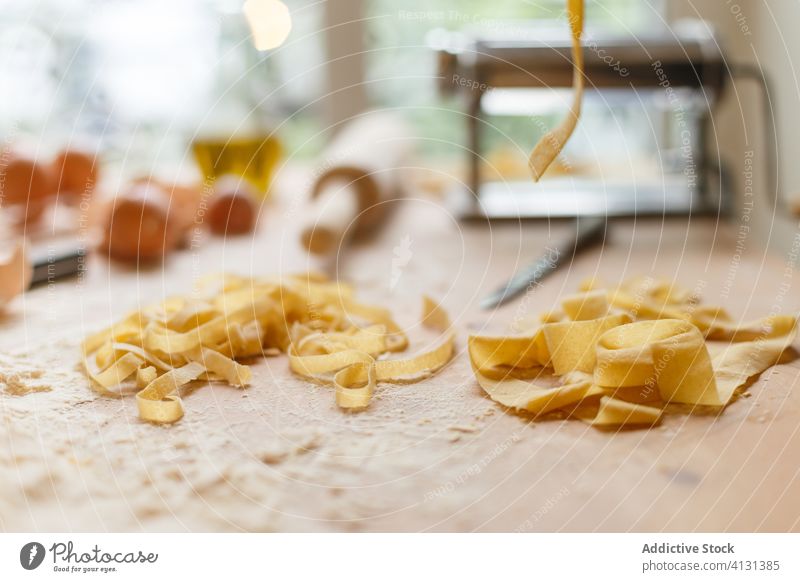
{"left": 362, "top": 0, "right": 667, "bottom": 159}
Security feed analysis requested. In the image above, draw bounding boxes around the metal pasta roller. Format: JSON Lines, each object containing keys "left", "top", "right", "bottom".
{"left": 434, "top": 19, "right": 729, "bottom": 220}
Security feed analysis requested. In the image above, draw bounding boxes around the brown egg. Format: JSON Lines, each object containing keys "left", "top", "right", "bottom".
{"left": 1, "top": 154, "right": 54, "bottom": 206}
{"left": 208, "top": 175, "right": 257, "bottom": 236}
{"left": 15, "top": 198, "right": 50, "bottom": 226}
{"left": 52, "top": 149, "right": 98, "bottom": 203}
{"left": 102, "top": 183, "right": 178, "bottom": 263}
{"left": 129, "top": 177, "right": 202, "bottom": 249}
{"left": 158, "top": 181, "right": 201, "bottom": 234}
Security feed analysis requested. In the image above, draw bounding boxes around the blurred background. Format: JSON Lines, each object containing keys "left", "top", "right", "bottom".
{"left": 0, "top": 0, "right": 798, "bottom": 235}
{"left": 0, "top": 0, "right": 654, "bottom": 165}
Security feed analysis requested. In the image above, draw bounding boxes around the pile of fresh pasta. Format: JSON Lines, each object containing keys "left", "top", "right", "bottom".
{"left": 469, "top": 277, "right": 797, "bottom": 429}
{"left": 82, "top": 272, "right": 796, "bottom": 431}
{"left": 82, "top": 273, "right": 453, "bottom": 423}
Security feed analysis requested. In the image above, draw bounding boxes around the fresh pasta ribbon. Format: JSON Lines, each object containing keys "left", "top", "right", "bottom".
{"left": 469, "top": 278, "right": 797, "bottom": 430}
{"left": 543, "top": 312, "right": 631, "bottom": 374}
{"left": 475, "top": 373, "right": 603, "bottom": 416}
{"left": 468, "top": 330, "right": 550, "bottom": 377}
{"left": 136, "top": 362, "right": 206, "bottom": 424}
{"left": 590, "top": 396, "right": 661, "bottom": 427}
{"left": 290, "top": 295, "right": 455, "bottom": 410}
{"left": 83, "top": 275, "right": 454, "bottom": 422}
{"left": 528, "top": 0, "right": 584, "bottom": 181}
{"left": 596, "top": 319, "right": 724, "bottom": 406}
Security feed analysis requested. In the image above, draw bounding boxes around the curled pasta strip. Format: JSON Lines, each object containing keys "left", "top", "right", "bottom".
{"left": 136, "top": 362, "right": 206, "bottom": 424}
{"left": 290, "top": 296, "right": 455, "bottom": 410}
{"left": 528, "top": 0, "right": 584, "bottom": 181}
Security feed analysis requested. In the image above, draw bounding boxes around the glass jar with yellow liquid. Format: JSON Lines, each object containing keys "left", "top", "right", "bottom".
{"left": 192, "top": 133, "right": 281, "bottom": 196}
{"left": 192, "top": 10, "right": 282, "bottom": 198}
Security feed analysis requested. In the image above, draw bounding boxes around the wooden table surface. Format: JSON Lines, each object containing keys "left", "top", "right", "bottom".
{"left": 2, "top": 178, "right": 799, "bottom": 532}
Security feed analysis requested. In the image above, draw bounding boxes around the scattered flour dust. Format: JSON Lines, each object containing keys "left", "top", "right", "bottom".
{"left": 0, "top": 334, "right": 493, "bottom": 532}
{"left": 0, "top": 354, "right": 51, "bottom": 395}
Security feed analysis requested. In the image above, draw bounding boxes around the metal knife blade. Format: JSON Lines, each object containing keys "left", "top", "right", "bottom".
{"left": 30, "top": 248, "right": 86, "bottom": 288}
{"left": 480, "top": 216, "right": 606, "bottom": 310}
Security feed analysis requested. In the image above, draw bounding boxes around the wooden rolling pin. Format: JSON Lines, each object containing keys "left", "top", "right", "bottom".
{"left": 300, "top": 112, "right": 412, "bottom": 255}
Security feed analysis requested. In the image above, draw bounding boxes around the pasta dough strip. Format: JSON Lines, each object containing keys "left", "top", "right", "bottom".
{"left": 528, "top": 0, "right": 584, "bottom": 180}
{"left": 136, "top": 362, "right": 206, "bottom": 424}
{"left": 290, "top": 296, "right": 455, "bottom": 409}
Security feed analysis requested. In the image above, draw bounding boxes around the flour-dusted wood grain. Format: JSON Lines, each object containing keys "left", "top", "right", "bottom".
{"left": 1, "top": 172, "right": 799, "bottom": 532}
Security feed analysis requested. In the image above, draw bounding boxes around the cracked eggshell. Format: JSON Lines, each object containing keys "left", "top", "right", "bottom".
{"left": 0, "top": 242, "right": 32, "bottom": 307}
